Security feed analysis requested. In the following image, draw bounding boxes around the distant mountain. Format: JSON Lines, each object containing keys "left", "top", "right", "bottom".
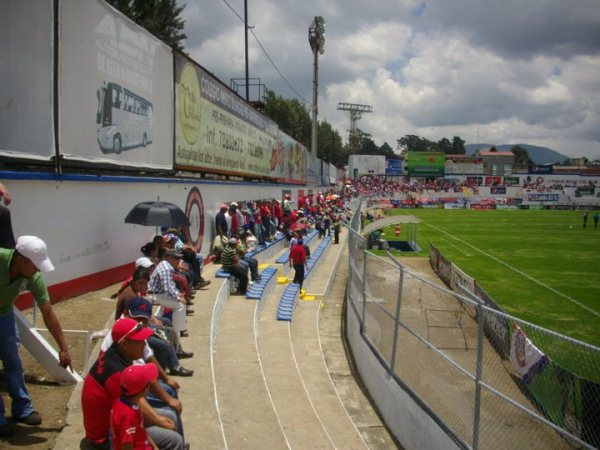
{"left": 464, "top": 144, "right": 569, "bottom": 165}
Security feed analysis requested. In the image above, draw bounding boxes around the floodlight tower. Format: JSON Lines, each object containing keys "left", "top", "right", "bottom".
{"left": 309, "top": 16, "right": 325, "bottom": 155}
{"left": 337, "top": 102, "right": 373, "bottom": 153}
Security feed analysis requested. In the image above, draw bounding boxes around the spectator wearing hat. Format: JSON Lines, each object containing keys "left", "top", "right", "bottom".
{"left": 163, "top": 232, "right": 210, "bottom": 290}
{"left": 111, "top": 364, "right": 159, "bottom": 450}
{"left": 147, "top": 250, "right": 188, "bottom": 336}
{"left": 0, "top": 236, "right": 72, "bottom": 437}
{"left": 162, "top": 235, "right": 196, "bottom": 303}
{"left": 220, "top": 238, "right": 249, "bottom": 295}
{"left": 82, "top": 318, "right": 185, "bottom": 450}
{"left": 126, "top": 297, "right": 193, "bottom": 378}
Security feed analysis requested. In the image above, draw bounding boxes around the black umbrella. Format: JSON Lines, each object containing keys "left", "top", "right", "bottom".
{"left": 124, "top": 201, "right": 190, "bottom": 227}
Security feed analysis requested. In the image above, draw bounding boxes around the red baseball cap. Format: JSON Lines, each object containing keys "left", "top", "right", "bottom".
{"left": 120, "top": 363, "right": 158, "bottom": 396}
{"left": 111, "top": 318, "right": 153, "bottom": 343}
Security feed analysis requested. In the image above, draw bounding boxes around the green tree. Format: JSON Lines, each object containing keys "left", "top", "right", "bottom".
{"left": 360, "top": 135, "right": 378, "bottom": 155}
{"left": 438, "top": 137, "right": 452, "bottom": 154}
{"left": 511, "top": 145, "right": 532, "bottom": 164}
{"left": 398, "top": 135, "right": 435, "bottom": 152}
{"left": 262, "top": 90, "right": 311, "bottom": 148}
{"left": 106, "top": 0, "right": 187, "bottom": 51}
{"left": 451, "top": 136, "right": 466, "bottom": 154}
{"left": 379, "top": 142, "right": 396, "bottom": 158}
{"left": 317, "top": 120, "right": 344, "bottom": 165}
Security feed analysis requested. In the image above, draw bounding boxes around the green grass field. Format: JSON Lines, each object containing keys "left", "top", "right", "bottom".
{"left": 370, "top": 208, "right": 600, "bottom": 380}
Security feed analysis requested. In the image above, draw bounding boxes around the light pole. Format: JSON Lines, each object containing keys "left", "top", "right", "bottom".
{"left": 308, "top": 16, "right": 325, "bottom": 156}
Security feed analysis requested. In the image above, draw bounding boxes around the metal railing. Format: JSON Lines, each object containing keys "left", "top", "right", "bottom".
{"left": 345, "top": 200, "right": 600, "bottom": 450}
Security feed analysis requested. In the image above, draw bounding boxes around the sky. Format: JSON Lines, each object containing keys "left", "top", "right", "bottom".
{"left": 181, "top": 0, "right": 600, "bottom": 160}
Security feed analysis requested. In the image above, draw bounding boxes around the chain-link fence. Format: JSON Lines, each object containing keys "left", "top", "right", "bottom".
{"left": 346, "top": 201, "right": 600, "bottom": 450}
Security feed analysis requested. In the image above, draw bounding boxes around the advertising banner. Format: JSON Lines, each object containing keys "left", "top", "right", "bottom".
{"left": 491, "top": 186, "right": 506, "bottom": 194}
{"left": 450, "top": 263, "right": 475, "bottom": 293}
{"left": 385, "top": 159, "right": 403, "bottom": 175}
{"left": 0, "top": 0, "right": 54, "bottom": 159}
{"left": 174, "top": 55, "right": 306, "bottom": 182}
{"left": 484, "top": 176, "right": 503, "bottom": 186}
{"left": 528, "top": 193, "right": 559, "bottom": 202}
{"left": 59, "top": 0, "right": 173, "bottom": 169}
{"left": 406, "top": 152, "right": 445, "bottom": 177}
{"left": 329, "top": 163, "right": 337, "bottom": 185}
{"left": 528, "top": 164, "right": 553, "bottom": 175}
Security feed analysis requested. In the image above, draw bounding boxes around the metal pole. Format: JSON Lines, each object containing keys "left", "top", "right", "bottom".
{"left": 244, "top": 0, "right": 249, "bottom": 101}
{"left": 472, "top": 303, "right": 485, "bottom": 449}
{"left": 390, "top": 266, "right": 404, "bottom": 372}
{"left": 311, "top": 47, "right": 318, "bottom": 155}
{"left": 361, "top": 248, "right": 368, "bottom": 334}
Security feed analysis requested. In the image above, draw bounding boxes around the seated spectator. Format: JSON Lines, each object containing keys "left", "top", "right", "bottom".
{"left": 125, "top": 297, "right": 193, "bottom": 378}
{"left": 210, "top": 234, "right": 229, "bottom": 263}
{"left": 220, "top": 238, "right": 249, "bottom": 295}
{"left": 237, "top": 232, "right": 261, "bottom": 282}
{"left": 111, "top": 364, "right": 158, "bottom": 450}
{"left": 82, "top": 318, "right": 185, "bottom": 449}
{"left": 147, "top": 250, "right": 189, "bottom": 336}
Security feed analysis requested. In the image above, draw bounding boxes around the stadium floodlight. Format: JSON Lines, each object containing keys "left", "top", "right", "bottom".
{"left": 308, "top": 16, "right": 326, "bottom": 155}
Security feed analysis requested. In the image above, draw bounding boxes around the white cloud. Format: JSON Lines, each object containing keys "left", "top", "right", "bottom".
{"left": 181, "top": 0, "right": 600, "bottom": 160}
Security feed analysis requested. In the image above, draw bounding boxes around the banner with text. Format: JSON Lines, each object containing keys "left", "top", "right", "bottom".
{"left": 175, "top": 55, "right": 306, "bottom": 183}
{"left": 59, "top": 0, "right": 173, "bottom": 169}
{"left": 0, "top": 0, "right": 54, "bottom": 159}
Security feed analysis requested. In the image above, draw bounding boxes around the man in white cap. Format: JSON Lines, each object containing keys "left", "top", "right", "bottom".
{"left": 0, "top": 235, "right": 72, "bottom": 436}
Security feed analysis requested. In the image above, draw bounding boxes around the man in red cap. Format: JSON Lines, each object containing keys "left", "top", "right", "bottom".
{"left": 82, "top": 318, "right": 185, "bottom": 449}
{"left": 0, "top": 235, "right": 72, "bottom": 436}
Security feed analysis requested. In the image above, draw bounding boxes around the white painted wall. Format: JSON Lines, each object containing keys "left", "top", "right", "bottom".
{"left": 2, "top": 174, "right": 323, "bottom": 287}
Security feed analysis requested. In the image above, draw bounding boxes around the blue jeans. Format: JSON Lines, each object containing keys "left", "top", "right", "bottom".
{"left": 0, "top": 310, "right": 34, "bottom": 425}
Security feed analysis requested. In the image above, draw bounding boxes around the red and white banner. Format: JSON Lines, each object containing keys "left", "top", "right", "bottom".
{"left": 510, "top": 323, "right": 549, "bottom": 384}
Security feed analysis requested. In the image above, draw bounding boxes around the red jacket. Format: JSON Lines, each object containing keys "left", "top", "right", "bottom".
{"left": 290, "top": 243, "right": 307, "bottom": 265}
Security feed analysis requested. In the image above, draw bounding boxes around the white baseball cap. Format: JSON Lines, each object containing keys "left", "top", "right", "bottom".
{"left": 16, "top": 236, "right": 54, "bottom": 272}
{"left": 135, "top": 257, "right": 155, "bottom": 269}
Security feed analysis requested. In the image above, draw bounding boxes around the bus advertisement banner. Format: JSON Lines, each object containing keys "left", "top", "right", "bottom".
{"left": 406, "top": 152, "right": 445, "bottom": 177}
{"left": 174, "top": 55, "right": 306, "bottom": 183}
{"left": 59, "top": 0, "right": 174, "bottom": 169}
{"left": 0, "top": 0, "right": 54, "bottom": 159}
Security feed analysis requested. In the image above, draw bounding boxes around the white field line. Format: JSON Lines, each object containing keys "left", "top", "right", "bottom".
{"left": 426, "top": 222, "right": 600, "bottom": 319}
{"left": 440, "top": 237, "right": 472, "bottom": 256}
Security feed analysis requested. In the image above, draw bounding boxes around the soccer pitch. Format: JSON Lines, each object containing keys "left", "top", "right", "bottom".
{"left": 381, "top": 208, "right": 600, "bottom": 351}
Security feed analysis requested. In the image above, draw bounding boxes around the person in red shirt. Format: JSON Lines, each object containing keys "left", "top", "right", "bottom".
{"left": 259, "top": 201, "right": 272, "bottom": 243}
{"left": 289, "top": 238, "right": 308, "bottom": 290}
{"left": 111, "top": 364, "right": 158, "bottom": 450}
{"left": 272, "top": 199, "right": 283, "bottom": 228}
{"left": 82, "top": 318, "right": 184, "bottom": 450}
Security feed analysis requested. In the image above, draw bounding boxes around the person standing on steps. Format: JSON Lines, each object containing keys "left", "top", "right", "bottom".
{"left": 289, "top": 237, "right": 309, "bottom": 290}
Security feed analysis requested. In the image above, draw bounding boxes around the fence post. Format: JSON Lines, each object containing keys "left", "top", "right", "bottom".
{"left": 472, "top": 303, "right": 485, "bottom": 450}
{"left": 361, "top": 249, "right": 368, "bottom": 334}
{"left": 390, "top": 266, "right": 404, "bottom": 372}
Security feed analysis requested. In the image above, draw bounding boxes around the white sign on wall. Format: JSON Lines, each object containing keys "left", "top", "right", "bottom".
{"left": 59, "top": 0, "right": 173, "bottom": 169}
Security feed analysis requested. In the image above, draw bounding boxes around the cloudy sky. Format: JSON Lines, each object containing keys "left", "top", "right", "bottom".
{"left": 181, "top": 0, "right": 600, "bottom": 160}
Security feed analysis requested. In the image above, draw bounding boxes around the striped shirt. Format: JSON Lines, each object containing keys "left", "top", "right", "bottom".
{"left": 220, "top": 246, "right": 236, "bottom": 268}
